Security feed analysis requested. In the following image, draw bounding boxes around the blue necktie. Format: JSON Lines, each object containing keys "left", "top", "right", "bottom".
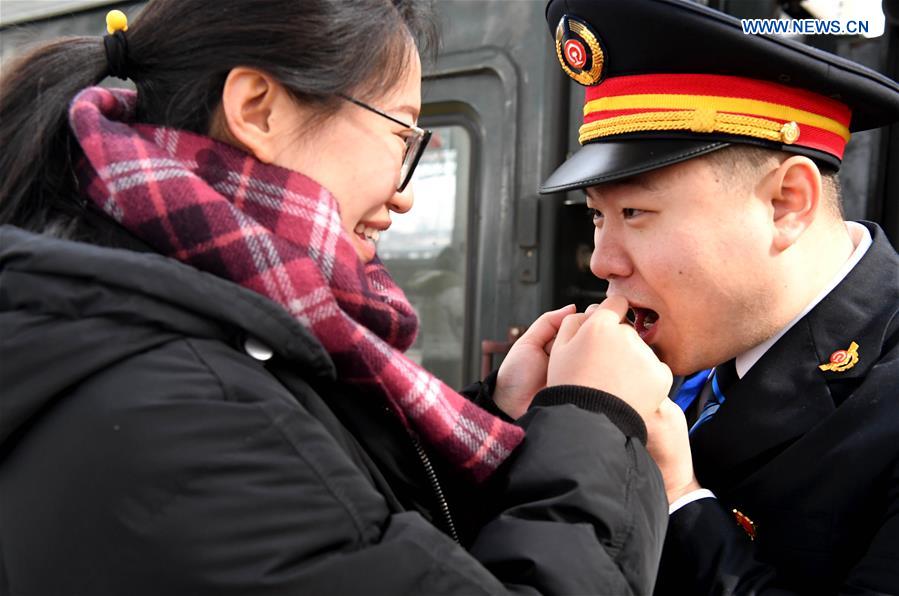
{"left": 672, "top": 368, "right": 714, "bottom": 411}
{"left": 689, "top": 359, "right": 737, "bottom": 435}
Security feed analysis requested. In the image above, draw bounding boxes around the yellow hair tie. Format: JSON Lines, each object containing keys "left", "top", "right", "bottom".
{"left": 106, "top": 10, "right": 128, "bottom": 35}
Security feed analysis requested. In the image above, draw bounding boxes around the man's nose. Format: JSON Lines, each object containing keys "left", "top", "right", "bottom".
{"left": 589, "top": 227, "right": 633, "bottom": 280}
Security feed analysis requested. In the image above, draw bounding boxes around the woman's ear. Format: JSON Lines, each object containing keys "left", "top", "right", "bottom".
{"left": 216, "top": 67, "right": 281, "bottom": 163}
{"left": 765, "top": 155, "right": 823, "bottom": 252}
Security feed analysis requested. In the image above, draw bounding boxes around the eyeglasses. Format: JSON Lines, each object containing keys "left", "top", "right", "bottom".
{"left": 339, "top": 94, "right": 432, "bottom": 192}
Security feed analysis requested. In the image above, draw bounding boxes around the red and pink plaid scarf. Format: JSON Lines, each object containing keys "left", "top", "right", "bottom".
{"left": 69, "top": 87, "right": 523, "bottom": 481}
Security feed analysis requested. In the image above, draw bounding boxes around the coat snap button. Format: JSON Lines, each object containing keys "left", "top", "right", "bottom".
{"left": 243, "top": 336, "right": 274, "bottom": 361}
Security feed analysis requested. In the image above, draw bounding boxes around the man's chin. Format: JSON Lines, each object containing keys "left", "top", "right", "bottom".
{"left": 643, "top": 339, "right": 704, "bottom": 377}
{"left": 656, "top": 349, "right": 699, "bottom": 378}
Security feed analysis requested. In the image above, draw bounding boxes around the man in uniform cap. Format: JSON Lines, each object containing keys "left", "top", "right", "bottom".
{"left": 541, "top": 0, "right": 899, "bottom": 592}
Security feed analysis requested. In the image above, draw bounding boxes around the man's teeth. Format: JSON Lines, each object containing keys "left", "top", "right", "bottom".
{"left": 644, "top": 311, "right": 658, "bottom": 328}
{"left": 353, "top": 223, "right": 380, "bottom": 242}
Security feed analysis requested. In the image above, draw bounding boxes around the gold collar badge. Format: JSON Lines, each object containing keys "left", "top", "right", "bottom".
{"left": 818, "top": 341, "right": 859, "bottom": 372}
{"left": 555, "top": 15, "right": 605, "bottom": 86}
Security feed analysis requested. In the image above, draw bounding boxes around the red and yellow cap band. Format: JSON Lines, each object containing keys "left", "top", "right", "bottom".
{"left": 580, "top": 74, "right": 852, "bottom": 159}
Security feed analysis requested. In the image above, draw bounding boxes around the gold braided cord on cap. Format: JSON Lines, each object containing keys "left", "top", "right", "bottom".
{"left": 579, "top": 110, "right": 803, "bottom": 145}
{"left": 583, "top": 94, "right": 850, "bottom": 141}
{"left": 555, "top": 18, "right": 604, "bottom": 85}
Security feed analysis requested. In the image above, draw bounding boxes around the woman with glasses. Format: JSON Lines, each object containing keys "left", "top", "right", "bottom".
{"left": 0, "top": 1, "right": 670, "bottom": 593}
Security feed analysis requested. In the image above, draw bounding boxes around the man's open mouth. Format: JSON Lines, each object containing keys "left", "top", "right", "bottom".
{"left": 631, "top": 307, "right": 659, "bottom": 339}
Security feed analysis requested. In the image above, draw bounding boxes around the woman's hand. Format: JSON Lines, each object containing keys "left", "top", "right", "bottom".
{"left": 547, "top": 296, "right": 672, "bottom": 421}
{"left": 494, "top": 304, "right": 576, "bottom": 418}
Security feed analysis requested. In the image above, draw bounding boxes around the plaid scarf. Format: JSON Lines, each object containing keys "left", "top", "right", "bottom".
{"left": 69, "top": 87, "right": 523, "bottom": 482}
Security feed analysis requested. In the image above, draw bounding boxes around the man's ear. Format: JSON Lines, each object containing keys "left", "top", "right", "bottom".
{"left": 217, "top": 67, "right": 281, "bottom": 163}
{"left": 765, "top": 155, "right": 823, "bottom": 251}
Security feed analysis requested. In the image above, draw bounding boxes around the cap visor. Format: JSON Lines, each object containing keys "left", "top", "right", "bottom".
{"left": 540, "top": 139, "right": 729, "bottom": 194}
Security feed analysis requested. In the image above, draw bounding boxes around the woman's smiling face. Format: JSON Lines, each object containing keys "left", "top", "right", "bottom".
{"left": 268, "top": 47, "right": 423, "bottom": 263}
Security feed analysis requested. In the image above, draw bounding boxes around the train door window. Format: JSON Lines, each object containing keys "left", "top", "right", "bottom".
{"left": 379, "top": 125, "right": 472, "bottom": 387}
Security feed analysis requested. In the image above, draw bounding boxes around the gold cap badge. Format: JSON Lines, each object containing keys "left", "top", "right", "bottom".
{"left": 818, "top": 341, "right": 859, "bottom": 372}
{"left": 555, "top": 15, "right": 605, "bottom": 86}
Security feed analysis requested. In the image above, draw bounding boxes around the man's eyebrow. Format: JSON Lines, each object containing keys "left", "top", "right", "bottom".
{"left": 587, "top": 175, "right": 656, "bottom": 199}
{"left": 612, "top": 174, "right": 658, "bottom": 191}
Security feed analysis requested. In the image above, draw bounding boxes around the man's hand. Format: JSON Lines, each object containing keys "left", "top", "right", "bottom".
{"left": 494, "top": 304, "right": 576, "bottom": 418}
{"left": 645, "top": 398, "right": 702, "bottom": 504}
{"left": 547, "top": 296, "right": 672, "bottom": 421}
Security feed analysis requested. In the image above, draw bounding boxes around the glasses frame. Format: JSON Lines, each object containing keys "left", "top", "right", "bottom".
{"left": 339, "top": 94, "right": 432, "bottom": 192}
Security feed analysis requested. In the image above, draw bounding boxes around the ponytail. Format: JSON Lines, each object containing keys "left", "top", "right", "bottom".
{"left": 0, "top": 37, "right": 108, "bottom": 230}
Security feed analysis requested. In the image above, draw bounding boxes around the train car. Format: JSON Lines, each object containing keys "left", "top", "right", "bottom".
{"left": 3, "top": 0, "right": 897, "bottom": 387}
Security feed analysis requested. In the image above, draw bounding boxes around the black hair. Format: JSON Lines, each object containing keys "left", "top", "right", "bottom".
{"left": 703, "top": 144, "right": 844, "bottom": 218}
{"left": 0, "top": 0, "right": 437, "bottom": 233}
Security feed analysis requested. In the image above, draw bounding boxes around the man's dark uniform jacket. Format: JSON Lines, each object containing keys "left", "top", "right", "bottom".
{"left": 656, "top": 222, "right": 899, "bottom": 594}
{"left": 538, "top": 0, "right": 899, "bottom": 591}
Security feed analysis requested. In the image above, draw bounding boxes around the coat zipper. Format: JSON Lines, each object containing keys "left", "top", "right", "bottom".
{"left": 411, "top": 435, "right": 461, "bottom": 544}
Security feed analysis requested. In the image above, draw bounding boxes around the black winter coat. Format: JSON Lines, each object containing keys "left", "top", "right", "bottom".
{"left": 0, "top": 222, "right": 667, "bottom": 595}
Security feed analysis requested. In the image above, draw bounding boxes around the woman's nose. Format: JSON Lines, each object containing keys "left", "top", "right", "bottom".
{"left": 389, "top": 184, "right": 415, "bottom": 214}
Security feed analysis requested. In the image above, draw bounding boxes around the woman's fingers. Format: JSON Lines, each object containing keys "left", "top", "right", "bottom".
{"left": 547, "top": 295, "right": 671, "bottom": 421}
{"left": 518, "top": 304, "right": 576, "bottom": 347}
{"left": 585, "top": 295, "right": 629, "bottom": 323}
{"left": 521, "top": 297, "right": 631, "bottom": 358}
{"left": 555, "top": 311, "right": 588, "bottom": 345}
